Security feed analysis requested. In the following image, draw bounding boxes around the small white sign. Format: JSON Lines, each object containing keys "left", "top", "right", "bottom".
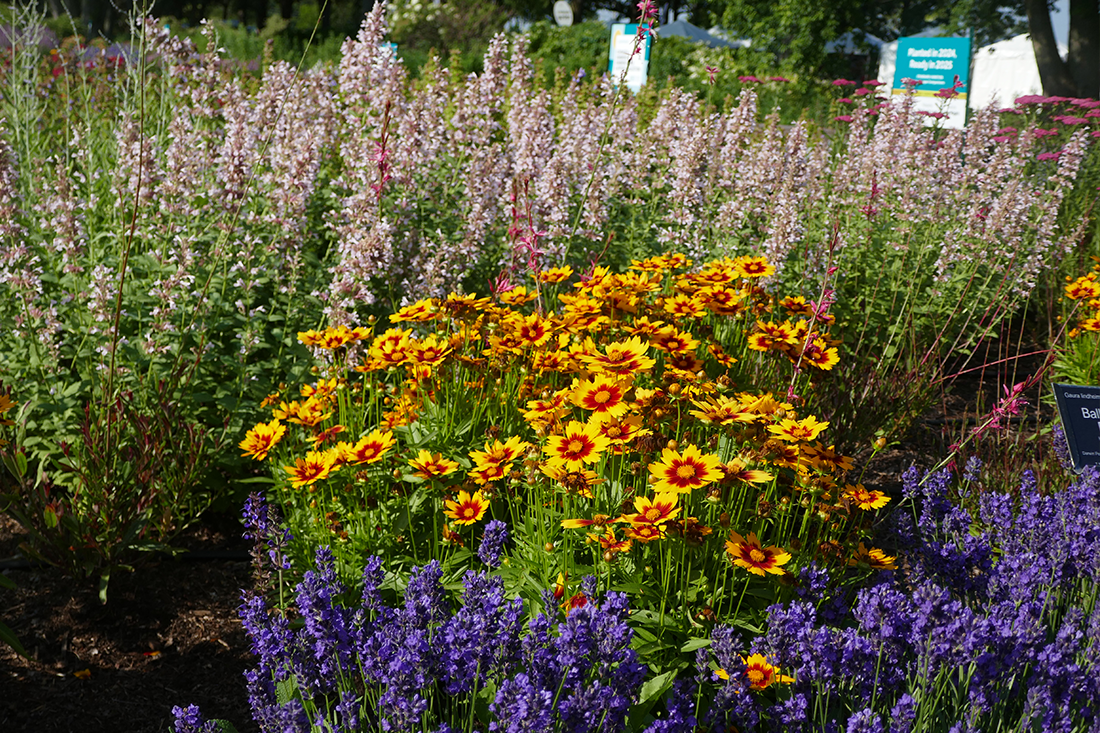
{"left": 608, "top": 24, "right": 651, "bottom": 94}
{"left": 553, "top": 1, "right": 574, "bottom": 27}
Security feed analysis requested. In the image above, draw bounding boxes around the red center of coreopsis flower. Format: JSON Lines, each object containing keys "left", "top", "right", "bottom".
{"left": 355, "top": 443, "right": 383, "bottom": 462}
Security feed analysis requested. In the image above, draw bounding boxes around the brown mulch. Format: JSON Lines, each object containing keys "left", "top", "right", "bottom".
{"left": 0, "top": 512, "right": 258, "bottom": 733}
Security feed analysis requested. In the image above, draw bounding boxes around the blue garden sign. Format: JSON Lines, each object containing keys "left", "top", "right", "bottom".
{"left": 891, "top": 36, "right": 971, "bottom": 129}
{"left": 1053, "top": 383, "right": 1100, "bottom": 471}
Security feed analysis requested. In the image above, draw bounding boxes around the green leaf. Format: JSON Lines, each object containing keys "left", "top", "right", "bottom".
{"left": 212, "top": 720, "right": 241, "bottom": 733}
{"left": 632, "top": 640, "right": 673, "bottom": 657}
{"left": 98, "top": 569, "right": 110, "bottom": 605}
{"left": 236, "top": 476, "right": 277, "bottom": 485}
{"left": 0, "top": 620, "right": 27, "bottom": 657}
{"left": 275, "top": 676, "right": 300, "bottom": 705}
{"left": 680, "top": 637, "right": 712, "bottom": 653}
{"left": 638, "top": 669, "right": 678, "bottom": 707}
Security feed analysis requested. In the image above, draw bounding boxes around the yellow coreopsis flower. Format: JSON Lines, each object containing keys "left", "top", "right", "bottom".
{"left": 336, "top": 429, "right": 396, "bottom": 466}
{"left": 390, "top": 298, "right": 439, "bottom": 322}
{"left": 648, "top": 444, "right": 723, "bottom": 493}
{"left": 544, "top": 421, "right": 610, "bottom": 472}
{"left": 733, "top": 255, "right": 776, "bottom": 279}
{"left": 625, "top": 492, "right": 680, "bottom": 526}
{"left": 537, "top": 265, "right": 574, "bottom": 284}
{"left": 408, "top": 450, "right": 460, "bottom": 480}
{"left": 768, "top": 415, "right": 829, "bottom": 443}
{"left": 725, "top": 532, "right": 791, "bottom": 576}
{"left": 470, "top": 436, "right": 532, "bottom": 471}
{"left": 848, "top": 542, "right": 897, "bottom": 570}
{"left": 240, "top": 419, "right": 286, "bottom": 461}
{"left": 571, "top": 375, "right": 633, "bottom": 422}
{"left": 0, "top": 393, "right": 17, "bottom": 427}
{"left": 581, "top": 336, "right": 655, "bottom": 376}
{"left": 284, "top": 449, "right": 338, "bottom": 489}
{"left": 1065, "top": 275, "right": 1100, "bottom": 300}
{"left": 741, "top": 654, "right": 794, "bottom": 690}
{"left": 444, "top": 490, "right": 489, "bottom": 525}
{"left": 844, "top": 484, "right": 891, "bottom": 510}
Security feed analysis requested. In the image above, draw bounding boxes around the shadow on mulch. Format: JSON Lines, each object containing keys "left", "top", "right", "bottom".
{"left": 0, "top": 512, "right": 258, "bottom": 733}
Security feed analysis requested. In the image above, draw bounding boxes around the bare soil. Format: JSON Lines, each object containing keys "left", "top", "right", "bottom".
{"left": 0, "top": 512, "right": 258, "bottom": 733}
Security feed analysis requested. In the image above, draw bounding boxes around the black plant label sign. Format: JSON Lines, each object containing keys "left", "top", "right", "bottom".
{"left": 1053, "top": 383, "right": 1100, "bottom": 471}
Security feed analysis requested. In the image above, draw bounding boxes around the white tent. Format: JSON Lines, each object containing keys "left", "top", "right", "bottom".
{"left": 969, "top": 34, "right": 1048, "bottom": 108}
{"left": 878, "top": 34, "right": 1069, "bottom": 110}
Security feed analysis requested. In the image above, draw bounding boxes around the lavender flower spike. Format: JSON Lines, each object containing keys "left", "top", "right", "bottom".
{"left": 479, "top": 519, "right": 509, "bottom": 568}
{"left": 172, "top": 704, "right": 218, "bottom": 733}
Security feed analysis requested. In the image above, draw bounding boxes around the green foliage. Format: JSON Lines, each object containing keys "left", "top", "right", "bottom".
{"left": 0, "top": 7, "right": 329, "bottom": 586}
{"left": 0, "top": 379, "right": 221, "bottom": 595}
{"left": 524, "top": 19, "right": 611, "bottom": 81}
{"left": 523, "top": 19, "right": 838, "bottom": 121}
{"left": 719, "top": 0, "right": 859, "bottom": 81}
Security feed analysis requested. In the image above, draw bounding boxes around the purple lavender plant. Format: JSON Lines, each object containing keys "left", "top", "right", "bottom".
{"left": 437, "top": 571, "right": 523, "bottom": 695}
{"left": 642, "top": 679, "right": 697, "bottom": 733}
{"left": 478, "top": 519, "right": 509, "bottom": 568}
{"left": 171, "top": 704, "right": 219, "bottom": 733}
{"left": 758, "top": 465, "right": 1100, "bottom": 730}
{"left": 242, "top": 492, "right": 293, "bottom": 592}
